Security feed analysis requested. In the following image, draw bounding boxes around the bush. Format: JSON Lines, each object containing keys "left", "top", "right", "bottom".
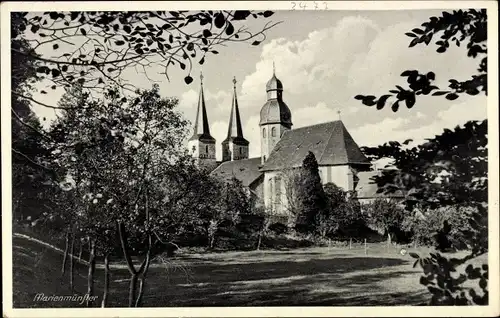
{"left": 268, "top": 222, "right": 288, "bottom": 235}
{"left": 404, "top": 206, "right": 477, "bottom": 250}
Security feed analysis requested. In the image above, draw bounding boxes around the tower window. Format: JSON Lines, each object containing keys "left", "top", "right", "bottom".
{"left": 263, "top": 128, "right": 266, "bottom": 137}
{"left": 271, "top": 127, "right": 276, "bottom": 137}
{"left": 239, "top": 147, "right": 242, "bottom": 155}
{"left": 205, "top": 145, "right": 208, "bottom": 153}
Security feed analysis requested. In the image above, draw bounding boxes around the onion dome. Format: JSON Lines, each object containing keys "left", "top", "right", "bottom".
{"left": 259, "top": 66, "right": 292, "bottom": 128}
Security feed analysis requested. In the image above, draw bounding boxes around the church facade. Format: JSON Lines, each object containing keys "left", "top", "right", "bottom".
{"left": 189, "top": 70, "right": 401, "bottom": 216}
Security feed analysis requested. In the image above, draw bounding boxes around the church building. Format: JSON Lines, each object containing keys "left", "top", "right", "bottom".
{"left": 189, "top": 69, "right": 400, "bottom": 216}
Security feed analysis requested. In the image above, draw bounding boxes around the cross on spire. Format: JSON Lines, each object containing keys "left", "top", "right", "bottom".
{"left": 272, "top": 61, "right": 276, "bottom": 75}
{"left": 233, "top": 76, "right": 237, "bottom": 88}
{"left": 337, "top": 110, "right": 342, "bottom": 120}
{"left": 200, "top": 71, "right": 204, "bottom": 85}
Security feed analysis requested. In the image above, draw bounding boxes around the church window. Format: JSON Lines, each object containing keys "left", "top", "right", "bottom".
{"left": 271, "top": 127, "right": 276, "bottom": 137}
{"left": 239, "top": 147, "right": 242, "bottom": 155}
{"left": 269, "top": 178, "right": 274, "bottom": 204}
{"left": 263, "top": 128, "right": 266, "bottom": 137}
{"left": 205, "top": 145, "right": 208, "bottom": 153}
{"left": 275, "top": 176, "right": 282, "bottom": 199}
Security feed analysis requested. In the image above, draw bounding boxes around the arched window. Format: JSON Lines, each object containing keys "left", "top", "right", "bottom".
{"left": 205, "top": 145, "right": 209, "bottom": 153}
{"left": 269, "top": 178, "right": 274, "bottom": 204}
{"left": 271, "top": 127, "right": 276, "bottom": 137}
{"left": 263, "top": 128, "right": 266, "bottom": 138}
{"left": 239, "top": 147, "right": 242, "bottom": 155}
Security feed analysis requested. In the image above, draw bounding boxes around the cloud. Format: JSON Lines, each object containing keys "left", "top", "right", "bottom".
{"left": 230, "top": 14, "right": 486, "bottom": 161}
{"left": 351, "top": 97, "right": 487, "bottom": 147}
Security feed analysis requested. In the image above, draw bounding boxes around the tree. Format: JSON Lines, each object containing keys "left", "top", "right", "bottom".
{"left": 11, "top": 13, "right": 56, "bottom": 226}
{"left": 47, "top": 84, "right": 194, "bottom": 307}
{"left": 402, "top": 205, "right": 477, "bottom": 249}
{"left": 203, "top": 176, "right": 249, "bottom": 249}
{"left": 363, "top": 198, "right": 405, "bottom": 246}
{"left": 295, "top": 151, "right": 328, "bottom": 233}
{"left": 354, "top": 9, "right": 486, "bottom": 112}
{"left": 322, "top": 184, "right": 366, "bottom": 239}
{"left": 269, "top": 163, "right": 303, "bottom": 228}
{"left": 11, "top": 11, "right": 280, "bottom": 108}
{"left": 353, "top": 9, "right": 488, "bottom": 305}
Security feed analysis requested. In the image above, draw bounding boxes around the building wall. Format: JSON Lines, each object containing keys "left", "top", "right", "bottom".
{"left": 249, "top": 177, "right": 264, "bottom": 208}
{"left": 222, "top": 141, "right": 249, "bottom": 161}
{"left": 318, "top": 165, "right": 353, "bottom": 191}
{"left": 263, "top": 171, "right": 286, "bottom": 215}
{"left": 188, "top": 139, "right": 216, "bottom": 170}
{"left": 260, "top": 124, "right": 290, "bottom": 164}
{"left": 262, "top": 164, "right": 358, "bottom": 214}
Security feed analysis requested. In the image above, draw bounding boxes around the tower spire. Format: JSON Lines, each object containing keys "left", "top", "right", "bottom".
{"left": 189, "top": 71, "right": 214, "bottom": 142}
{"left": 226, "top": 76, "right": 245, "bottom": 140}
{"left": 222, "top": 76, "right": 249, "bottom": 161}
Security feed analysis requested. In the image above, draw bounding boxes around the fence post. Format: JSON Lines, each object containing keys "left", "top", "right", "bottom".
{"left": 328, "top": 239, "right": 331, "bottom": 253}
{"left": 349, "top": 238, "right": 352, "bottom": 250}
{"left": 364, "top": 238, "right": 367, "bottom": 255}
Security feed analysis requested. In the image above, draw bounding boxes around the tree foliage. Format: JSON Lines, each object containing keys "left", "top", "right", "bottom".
{"left": 12, "top": 10, "right": 279, "bottom": 104}
{"left": 295, "top": 151, "right": 328, "bottom": 233}
{"left": 363, "top": 198, "right": 405, "bottom": 241}
{"left": 354, "top": 9, "right": 489, "bottom": 306}
{"left": 354, "top": 9, "right": 487, "bottom": 112}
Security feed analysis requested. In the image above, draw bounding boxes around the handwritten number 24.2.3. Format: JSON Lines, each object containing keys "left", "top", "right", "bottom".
{"left": 291, "top": 2, "right": 329, "bottom": 10}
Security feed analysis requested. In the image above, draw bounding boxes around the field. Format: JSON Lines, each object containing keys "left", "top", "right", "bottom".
{"left": 12, "top": 234, "right": 488, "bottom": 307}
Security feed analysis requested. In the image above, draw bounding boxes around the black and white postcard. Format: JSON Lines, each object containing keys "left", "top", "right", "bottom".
{"left": 1, "top": 1, "right": 499, "bottom": 317}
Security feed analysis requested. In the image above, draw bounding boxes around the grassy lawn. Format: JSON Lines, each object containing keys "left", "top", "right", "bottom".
{"left": 12, "top": 234, "right": 488, "bottom": 307}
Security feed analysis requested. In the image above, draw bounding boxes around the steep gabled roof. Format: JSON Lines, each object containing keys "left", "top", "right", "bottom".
{"left": 260, "top": 120, "right": 370, "bottom": 171}
{"left": 211, "top": 157, "right": 262, "bottom": 187}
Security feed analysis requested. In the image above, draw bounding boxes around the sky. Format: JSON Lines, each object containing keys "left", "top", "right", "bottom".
{"left": 32, "top": 9, "right": 488, "bottom": 161}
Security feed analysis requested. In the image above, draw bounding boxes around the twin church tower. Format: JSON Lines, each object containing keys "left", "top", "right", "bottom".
{"left": 188, "top": 67, "right": 292, "bottom": 170}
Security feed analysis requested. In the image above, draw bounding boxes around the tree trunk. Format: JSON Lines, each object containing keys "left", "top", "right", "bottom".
{"left": 69, "top": 233, "right": 75, "bottom": 292}
{"left": 101, "top": 254, "right": 110, "bottom": 308}
{"left": 87, "top": 239, "right": 96, "bottom": 307}
{"left": 134, "top": 246, "right": 151, "bottom": 307}
{"left": 78, "top": 241, "right": 83, "bottom": 262}
{"left": 117, "top": 221, "right": 147, "bottom": 307}
{"left": 256, "top": 230, "right": 263, "bottom": 251}
{"left": 209, "top": 234, "right": 215, "bottom": 250}
{"left": 61, "top": 230, "right": 70, "bottom": 275}
{"left": 128, "top": 274, "right": 138, "bottom": 307}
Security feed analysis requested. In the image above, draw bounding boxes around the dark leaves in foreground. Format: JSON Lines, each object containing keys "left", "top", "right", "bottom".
{"left": 12, "top": 10, "right": 280, "bottom": 91}
{"left": 354, "top": 9, "right": 487, "bottom": 111}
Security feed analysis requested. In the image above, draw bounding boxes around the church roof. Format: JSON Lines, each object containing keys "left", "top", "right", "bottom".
{"left": 260, "top": 120, "right": 370, "bottom": 171}
{"left": 260, "top": 69, "right": 292, "bottom": 128}
{"left": 259, "top": 99, "right": 292, "bottom": 127}
{"left": 224, "top": 77, "right": 249, "bottom": 146}
{"left": 355, "top": 171, "right": 405, "bottom": 199}
{"left": 189, "top": 77, "right": 215, "bottom": 142}
{"left": 211, "top": 157, "right": 262, "bottom": 187}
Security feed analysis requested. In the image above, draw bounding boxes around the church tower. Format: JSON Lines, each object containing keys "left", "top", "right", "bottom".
{"left": 188, "top": 72, "right": 217, "bottom": 171}
{"left": 259, "top": 65, "right": 292, "bottom": 164}
{"left": 222, "top": 77, "right": 249, "bottom": 162}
